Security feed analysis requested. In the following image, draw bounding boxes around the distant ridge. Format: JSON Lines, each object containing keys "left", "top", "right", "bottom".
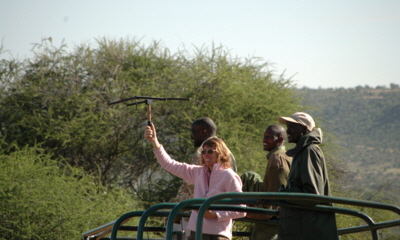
{"left": 296, "top": 85, "right": 400, "bottom": 205}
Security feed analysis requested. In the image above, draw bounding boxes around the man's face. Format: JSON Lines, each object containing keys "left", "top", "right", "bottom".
{"left": 286, "top": 122, "right": 306, "bottom": 143}
{"left": 263, "top": 128, "right": 279, "bottom": 152}
{"left": 191, "top": 124, "right": 206, "bottom": 147}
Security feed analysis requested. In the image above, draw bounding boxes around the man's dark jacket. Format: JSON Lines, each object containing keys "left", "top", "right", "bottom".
{"left": 278, "top": 128, "right": 338, "bottom": 240}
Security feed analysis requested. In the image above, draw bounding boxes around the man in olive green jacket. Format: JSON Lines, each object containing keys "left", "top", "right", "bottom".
{"left": 241, "top": 124, "right": 292, "bottom": 240}
{"left": 277, "top": 112, "right": 338, "bottom": 240}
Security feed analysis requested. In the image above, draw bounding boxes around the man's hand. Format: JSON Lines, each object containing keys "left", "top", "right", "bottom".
{"left": 246, "top": 212, "right": 272, "bottom": 220}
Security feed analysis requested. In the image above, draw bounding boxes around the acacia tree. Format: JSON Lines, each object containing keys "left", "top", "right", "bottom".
{"left": 0, "top": 38, "right": 302, "bottom": 206}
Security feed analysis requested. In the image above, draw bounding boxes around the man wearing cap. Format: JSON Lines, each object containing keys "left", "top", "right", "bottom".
{"left": 277, "top": 112, "right": 338, "bottom": 240}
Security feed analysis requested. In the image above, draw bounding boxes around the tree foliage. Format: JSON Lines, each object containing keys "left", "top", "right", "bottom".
{"left": 0, "top": 38, "right": 302, "bottom": 207}
{"left": 0, "top": 143, "right": 137, "bottom": 240}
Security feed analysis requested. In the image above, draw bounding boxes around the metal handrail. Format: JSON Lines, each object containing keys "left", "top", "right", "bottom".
{"left": 107, "top": 203, "right": 193, "bottom": 240}
{"left": 83, "top": 192, "right": 400, "bottom": 240}
{"left": 164, "top": 198, "right": 206, "bottom": 240}
{"left": 101, "top": 200, "right": 273, "bottom": 240}
{"left": 82, "top": 211, "right": 145, "bottom": 240}
{"left": 135, "top": 203, "right": 178, "bottom": 240}
{"left": 164, "top": 198, "right": 280, "bottom": 240}
{"left": 195, "top": 192, "right": 400, "bottom": 240}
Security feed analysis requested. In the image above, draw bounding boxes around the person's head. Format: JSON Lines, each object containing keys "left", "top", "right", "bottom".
{"left": 263, "top": 124, "right": 287, "bottom": 151}
{"left": 190, "top": 117, "right": 217, "bottom": 147}
{"left": 200, "top": 137, "right": 232, "bottom": 171}
{"left": 278, "top": 112, "right": 315, "bottom": 143}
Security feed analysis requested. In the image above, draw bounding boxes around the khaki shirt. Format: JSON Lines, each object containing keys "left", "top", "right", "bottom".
{"left": 175, "top": 152, "right": 201, "bottom": 202}
{"left": 262, "top": 146, "right": 292, "bottom": 210}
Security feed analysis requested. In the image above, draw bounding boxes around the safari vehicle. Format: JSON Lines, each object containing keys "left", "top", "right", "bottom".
{"left": 83, "top": 192, "right": 400, "bottom": 240}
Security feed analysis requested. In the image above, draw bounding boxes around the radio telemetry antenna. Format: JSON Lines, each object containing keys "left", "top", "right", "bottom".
{"left": 108, "top": 96, "right": 190, "bottom": 126}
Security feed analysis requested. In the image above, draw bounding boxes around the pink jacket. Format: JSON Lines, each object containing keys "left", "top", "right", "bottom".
{"left": 154, "top": 146, "right": 246, "bottom": 239}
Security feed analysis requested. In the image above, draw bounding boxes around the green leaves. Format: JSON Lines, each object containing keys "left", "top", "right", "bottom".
{"left": 0, "top": 144, "right": 136, "bottom": 240}
{"left": 0, "top": 37, "right": 301, "bottom": 207}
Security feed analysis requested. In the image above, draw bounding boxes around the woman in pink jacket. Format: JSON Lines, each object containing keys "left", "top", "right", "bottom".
{"left": 145, "top": 123, "right": 245, "bottom": 240}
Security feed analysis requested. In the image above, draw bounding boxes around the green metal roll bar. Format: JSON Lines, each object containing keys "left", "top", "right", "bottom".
{"left": 195, "top": 192, "right": 400, "bottom": 240}
{"left": 83, "top": 192, "right": 400, "bottom": 240}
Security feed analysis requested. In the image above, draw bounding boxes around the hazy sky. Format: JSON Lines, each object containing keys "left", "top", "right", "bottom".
{"left": 1, "top": 0, "right": 399, "bottom": 89}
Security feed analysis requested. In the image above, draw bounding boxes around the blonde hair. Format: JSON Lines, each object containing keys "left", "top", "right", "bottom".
{"left": 200, "top": 137, "right": 232, "bottom": 169}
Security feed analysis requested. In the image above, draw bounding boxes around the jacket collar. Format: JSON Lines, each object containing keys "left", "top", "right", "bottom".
{"left": 202, "top": 162, "right": 223, "bottom": 173}
{"left": 266, "top": 145, "right": 286, "bottom": 160}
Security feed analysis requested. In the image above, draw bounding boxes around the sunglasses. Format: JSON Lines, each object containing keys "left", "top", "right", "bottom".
{"left": 201, "top": 149, "right": 216, "bottom": 155}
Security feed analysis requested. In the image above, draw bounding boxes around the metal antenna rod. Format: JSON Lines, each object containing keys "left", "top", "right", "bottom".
{"left": 108, "top": 96, "right": 190, "bottom": 126}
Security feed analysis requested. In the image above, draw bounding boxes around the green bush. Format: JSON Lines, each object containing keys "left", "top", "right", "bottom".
{"left": 0, "top": 143, "right": 137, "bottom": 240}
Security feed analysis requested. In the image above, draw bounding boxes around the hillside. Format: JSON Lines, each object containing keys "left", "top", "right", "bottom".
{"left": 296, "top": 85, "right": 400, "bottom": 205}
